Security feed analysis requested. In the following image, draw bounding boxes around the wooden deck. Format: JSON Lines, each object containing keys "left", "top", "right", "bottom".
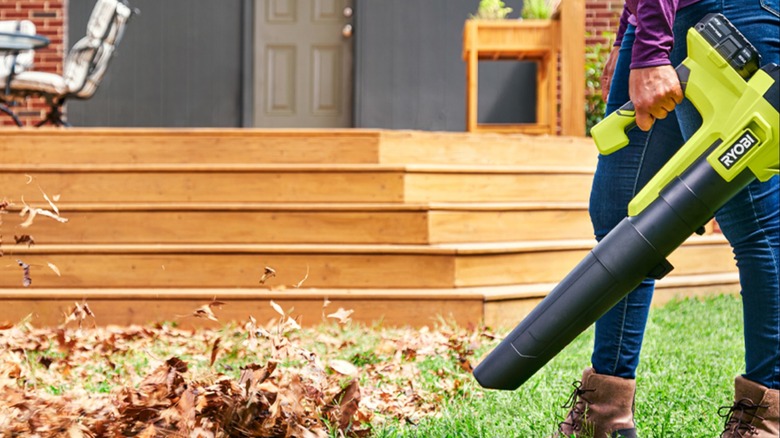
{"left": 0, "top": 128, "right": 738, "bottom": 328}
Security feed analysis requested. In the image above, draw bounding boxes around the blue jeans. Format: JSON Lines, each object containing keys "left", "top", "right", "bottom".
{"left": 589, "top": 0, "right": 780, "bottom": 389}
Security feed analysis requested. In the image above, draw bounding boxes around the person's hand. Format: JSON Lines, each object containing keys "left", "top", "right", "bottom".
{"left": 600, "top": 46, "right": 620, "bottom": 101}
{"left": 629, "top": 65, "right": 683, "bottom": 131}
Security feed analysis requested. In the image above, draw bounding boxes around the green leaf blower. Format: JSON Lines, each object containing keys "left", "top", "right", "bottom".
{"left": 473, "top": 13, "right": 779, "bottom": 391}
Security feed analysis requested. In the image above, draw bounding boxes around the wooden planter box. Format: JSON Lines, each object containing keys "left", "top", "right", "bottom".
{"left": 463, "top": 19, "right": 560, "bottom": 135}
{"left": 462, "top": 1, "right": 585, "bottom": 136}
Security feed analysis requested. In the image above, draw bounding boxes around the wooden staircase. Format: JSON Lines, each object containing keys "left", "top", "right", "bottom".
{"left": 0, "top": 129, "right": 738, "bottom": 328}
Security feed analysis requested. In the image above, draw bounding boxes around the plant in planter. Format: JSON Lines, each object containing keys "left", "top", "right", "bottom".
{"left": 473, "top": 0, "right": 513, "bottom": 19}
{"left": 585, "top": 32, "right": 616, "bottom": 135}
{"left": 520, "top": 0, "right": 558, "bottom": 19}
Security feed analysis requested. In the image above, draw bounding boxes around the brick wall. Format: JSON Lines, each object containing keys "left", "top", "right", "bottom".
{"left": 0, "top": 0, "right": 624, "bottom": 128}
{"left": 0, "top": 0, "right": 65, "bottom": 126}
{"left": 586, "top": 0, "right": 624, "bottom": 47}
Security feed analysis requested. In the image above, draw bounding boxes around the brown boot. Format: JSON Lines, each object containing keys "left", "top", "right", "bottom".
{"left": 719, "top": 376, "right": 779, "bottom": 438}
{"left": 553, "top": 367, "right": 638, "bottom": 438}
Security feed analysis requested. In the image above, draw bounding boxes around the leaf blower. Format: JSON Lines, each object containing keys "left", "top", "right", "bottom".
{"left": 473, "top": 13, "right": 780, "bottom": 391}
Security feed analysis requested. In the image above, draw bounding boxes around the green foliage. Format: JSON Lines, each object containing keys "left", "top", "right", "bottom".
{"left": 473, "top": 0, "right": 513, "bottom": 19}
{"left": 585, "top": 32, "right": 616, "bottom": 136}
{"left": 521, "top": 0, "right": 555, "bottom": 19}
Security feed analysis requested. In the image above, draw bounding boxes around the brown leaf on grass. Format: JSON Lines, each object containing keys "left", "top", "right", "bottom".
{"left": 324, "top": 378, "right": 361, "bottom": 431}
{"left": 38, "top": 356, "right": 54, "bottom": 369}
{"left": 56, "top": 328, "right": 77, "bottom": 355}
{"left": 16, "top": 259, "right": 31, "bottom": 287}
{"left": 238, "top": 362, "right": 277, "bottom": 393}
{"left": 329, "top": 359, "right": 359, "bottom": 377}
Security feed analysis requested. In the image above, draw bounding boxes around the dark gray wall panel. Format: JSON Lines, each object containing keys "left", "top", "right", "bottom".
{"left": 354, "top": 0, "right": 536, "bottom": 131}
{"left": 66, "top": 0, "right": 244, "bottom": 127}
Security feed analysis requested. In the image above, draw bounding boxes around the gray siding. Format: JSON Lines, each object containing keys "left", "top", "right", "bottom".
{"left": 66, "top": 0, "right": 245, "bottom": 127}
{"left": 64, "top": 0, "right": 535, "bottom": 130}
{"left": 354, "top": 0, "right": 536, "bottom": 131}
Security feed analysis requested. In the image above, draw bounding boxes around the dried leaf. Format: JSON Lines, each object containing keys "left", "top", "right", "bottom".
{"left": 294, "top": 265, "right": 310, "bottom": 288}
{"left": 16, "top": 259, "right": 31, "bottom": 287}
{"left": 38, "top": 356, "right": 54, "bottom": 369}
{"left": 19, "top": 206, "right": 37, "bottom": 228}
{"left": 270, "top": 300, "right": 285, "bottom": 317}
{"left": 209, "top": 337, "right": 221, "bottom": 367}
{"left": 62, "top": 302, "right": 96, "bottom": 328}
{"left": 191, "top": 299, "right": 223, "bottom": 322}
{"left": 47, "top": 262, "right": 61, "bottom": 276}
{"left": 327, "top": 308, "right": 354, "bottom": 325}
{"left": 14, "top": 235, "right": 35, "bottom": 247}
{"left": 324, "top": 378, "right": 361, "bottom": 431}
{"left": 259, "top": 266, "right": 276, "bottom": 284}
{"left": 34, "top": 208, "right": 68, "bottom": 223}
{"left": 40, "top": 187, "right": 60, "bottom": 216}
{"left": 329, "top": 359, "right": 359, "bottom": 377}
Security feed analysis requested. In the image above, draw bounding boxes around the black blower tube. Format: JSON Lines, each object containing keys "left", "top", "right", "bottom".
{"left": 473, "top": 151, "right": 754, "bottom": 390}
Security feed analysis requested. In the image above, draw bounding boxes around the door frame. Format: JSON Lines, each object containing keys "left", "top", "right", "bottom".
{"left": 246, "top": 0, "right": 355, "bottom": 128}
{"left": 241, "top": 0, "right": 255, "bottom": 127}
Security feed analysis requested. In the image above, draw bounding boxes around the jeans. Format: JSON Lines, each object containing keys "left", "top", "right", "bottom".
{"left": 589, "top": 0, "right": 780, "bottom": 389}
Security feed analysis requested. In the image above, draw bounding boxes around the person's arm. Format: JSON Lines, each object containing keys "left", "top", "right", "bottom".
{"left": 629, "top": 0, "right": 683, "bottom": 131}
{"left": 601, "top": 6, "right": 630, "bottom": 102}
{"left": 614, "top": 5, "right": 631, "bottom": 49}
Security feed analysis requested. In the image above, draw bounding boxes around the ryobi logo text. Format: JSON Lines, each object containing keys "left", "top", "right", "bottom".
{"left": 719, "top": 130, "right": 758, "bottom": 169}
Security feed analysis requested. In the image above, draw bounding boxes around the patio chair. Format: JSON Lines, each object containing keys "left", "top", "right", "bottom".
{"left": 0, "top": 0, "right": 135, "bottom": 127}
{"left": 0, "top": 20, "right": 38, "bottom": 125}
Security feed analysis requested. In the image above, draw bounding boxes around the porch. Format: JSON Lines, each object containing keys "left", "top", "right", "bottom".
{"left": 0, "top": 128, "right": 738, "bottom": 327}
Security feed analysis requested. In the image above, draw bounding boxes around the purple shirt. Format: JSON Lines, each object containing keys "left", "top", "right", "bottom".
{"left": 614, "top": 0, "right": 702, "bottom": 69}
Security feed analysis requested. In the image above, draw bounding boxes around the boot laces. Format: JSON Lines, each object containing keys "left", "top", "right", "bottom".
{"left": 719, "top": 398, "right": 768, "bottom": 437}
{"left": 558, "top": 380, "right": 596, "bottom": 433}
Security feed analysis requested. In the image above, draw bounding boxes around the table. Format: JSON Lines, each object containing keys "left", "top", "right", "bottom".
{"left": 0, "top": 31, "right": 50, "bottom": 51}
{"left": 0, "top": 31, "right": 50, "bottom": 126}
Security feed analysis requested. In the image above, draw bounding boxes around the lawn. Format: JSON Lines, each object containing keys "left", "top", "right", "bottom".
{"left": 0, "top": 294, "right": 743, "bottom": 437}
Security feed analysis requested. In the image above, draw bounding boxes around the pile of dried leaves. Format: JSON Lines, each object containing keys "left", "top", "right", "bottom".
{"left": 0, "top": 302, "right": 496, "bottom": 437}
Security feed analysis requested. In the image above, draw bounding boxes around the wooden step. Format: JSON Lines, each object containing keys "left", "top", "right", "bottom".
{"left": 1, "top": 237, "right": 735, "bottom": 289}
{"left": 379, "top": 130, "right": 598, "bottom": 167}
{"left": 483, "top": 272, "right": 740, "bottom": 329}
{"left": 0, "top": 128, "right": 385, "bottom": 165}
{"left": 2, "top": 202, "right": 593, "bottom": 245}
{"left": 0, "top": 128, "right": 598, "bottom": 168}
{"left": 0, "top": 272, "right": 739, "bottom": 328}
{"left": 0, "top": 164, "right": 594, "bottom": 204}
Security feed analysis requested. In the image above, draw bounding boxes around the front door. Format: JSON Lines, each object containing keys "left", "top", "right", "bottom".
{"left": 254, "top": 0, "right": 353, "bottom": 128}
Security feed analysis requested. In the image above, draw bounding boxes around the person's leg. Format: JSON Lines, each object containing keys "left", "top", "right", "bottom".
{"left": 671, "top": 0, "right": 780, "bottom": 391}
{"left": 554, "top": 24, "right": 684, "bottom": 438}
{"left": 719, "top": 0, "right": 780, "bottom": 394}
{"left": 589, "top": 24, "right": 683, "bottom": 380}
{"left": 670, "top": 0, "right": 779, "bottom": 434}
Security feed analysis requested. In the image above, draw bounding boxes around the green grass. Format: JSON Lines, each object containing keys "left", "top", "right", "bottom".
{"left": 374, "top": 294, "right": 744, "bottom": 437}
